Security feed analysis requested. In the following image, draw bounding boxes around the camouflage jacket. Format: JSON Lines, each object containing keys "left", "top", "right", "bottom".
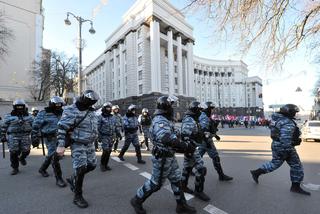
{"left": 32, "top": 108, "right": 61, "bottom": 137}
{"left": 2, "top": 112, "right": 33, "bottom": 137}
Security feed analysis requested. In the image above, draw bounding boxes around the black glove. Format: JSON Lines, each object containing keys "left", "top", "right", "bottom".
{"left": 1, "top": 136, "right": 6, "bottom": 143}
{"left": 185, "top": 141, "right": 196, "bottom": 154}
{"left": 292, "top": 138, "right": 302, "bottom": 146}
{"left": 215, "top": 135, "right": 221, "bottom": 141}
{"left": 32, "top": 137, "right": 40, "bottom": 148}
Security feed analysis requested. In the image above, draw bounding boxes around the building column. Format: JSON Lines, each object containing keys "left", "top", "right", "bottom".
{"left": 113, "top": 46, "right": 118, "bottom": 99}
{"left": 177, "top": 33, "right": 183, "bottom": 95}
{"left": 186, "top": 39, "right": 195, "bottom": 97}
{"left": 150, "top": 16, "right": 161, "bottom": 92}
{"left": 167, "top": 27, "right": 174, "bottom": 95}
{"left": 119, "top": 41, "right": 124, "bottom": 98}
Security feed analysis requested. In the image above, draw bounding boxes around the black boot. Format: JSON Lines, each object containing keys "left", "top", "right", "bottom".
{"left": 181, "top": 167, "right": 193, "bottom": 194}
{"left": 290, "top": 182, "right": 311, "bottom": 196}
{"left": 11, "top": 168, "right": 19, "bottom": 175}
{"left": 39, "top": 156, "right": 52, "bottom": 177}
{"left": 250, "top": 168, "right": 265, "bottom": 184}
{"left": 73, "top": 167, "right": 88, "bottom": 208}
{"left": 67, "top": 175, "right": 75, "bottom": 192}
{"left": 100, "top": 150, "right": 108, "bottom": 172}
{"left": 118, "top": 149, "right": 126, "bottom": 161}
{"left": 194, "top": 173, "right": 210, "bottom": 202}
{"left": 113, "top": 140, "right": 118, "bottom": 152}
{"left": 176, "top": 192, "right": 197, "bottom": 214}
{"left": 136, "top": 146, "right": 145, "bottom": 164}
{"left": 105, "top": 151, "right": 112, "bottom": 170}
{"left": 10, "top": 151, "right": 19, "bottom": 175}
{"left": 130, "top": 196, "right": 146, "bottom": 214}
{"left": 52, "top": 154, "right": 67, "bottom": 188}
{"left": 213, "top": 157, "right": 233, "bottom": 181}
{"left": 19, "top": 151, "right": 30, "bottom": 166}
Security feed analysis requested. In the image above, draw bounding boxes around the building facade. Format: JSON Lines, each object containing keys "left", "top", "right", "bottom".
{"left": 82, "top": 0, "right": 263, "bottom": 114}
{"left": 0, "top": 0, "right": 44, "bottom": 101}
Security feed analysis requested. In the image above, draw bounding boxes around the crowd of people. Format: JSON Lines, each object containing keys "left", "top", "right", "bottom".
{"left": 0, "top": 90, "right": 311, "bottom": 214}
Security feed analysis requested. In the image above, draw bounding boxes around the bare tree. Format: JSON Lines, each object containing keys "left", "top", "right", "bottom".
{"left": 183, "top": 0, "right": 320, "bottom": 69}
{"left": 50, "top": 52, "right": 78, "bottom": 97}
{"left": 28, "top": 56, "right": 52, "bottom": 101}
{"left": 0, "top": 11, "right": 14, "bottom": 60}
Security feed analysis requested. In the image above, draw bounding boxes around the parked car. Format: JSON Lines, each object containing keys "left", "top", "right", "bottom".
{"left": 301, "top": 120, "right": 320, "bottom": 142}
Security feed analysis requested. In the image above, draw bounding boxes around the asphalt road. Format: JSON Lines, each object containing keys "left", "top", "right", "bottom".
{"left": 0, "top": 127, "right": 319, "bottom": 214}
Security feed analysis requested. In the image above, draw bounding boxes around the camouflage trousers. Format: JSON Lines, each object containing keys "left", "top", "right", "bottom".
{"left": 141, "top": 126, "right": 150, "bottom": 139}
{"left": 71, "top": 142, "right": 97, "bottom": 170}
{"left": 198, "top": 140, "right": 219, "bottom": 159}
{"left": 181, "top": 147, "right": 207, "bottom": 191}
{"left": 100, "top": 135, "right": 113, "bottom": 152}
{"left": 261, "top": 145, "right": 304, "bottom": 183}
{"left": 136, "top": 156, "right": 183, "bottom": 200}
{"left": 7, "top": 134, "right": 31, "bottom": 153}
{"left": 44, "top": 136, "right": 57, "bottom": 157}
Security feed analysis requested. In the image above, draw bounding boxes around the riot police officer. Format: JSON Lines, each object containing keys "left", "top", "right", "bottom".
{"left": 31, "top": 107, "right": 39, "bottom": 118}
{"left": 98, "top": 102, "right": 116, "bottom": 171}
{"left": 131, "top": 96, "right": 196, "bottom": 214}
{"left": 250, "top": 104, "right": 310, "bottom": 195}
{"left": 181, "top": 101, "right": 210, "bottom": 201}
{"left": 56, "top": 90, "right": 100, "bottom": 208}
{"left": 32, "top": 96, "right": 67, "bottom": 187}
{"left": 112, "top": 105, "right": 123, "bottom": 152}
{"left": 198, "top": 102, "right": 233, "bottom": 181}
{"left": 1, "top": 99, "right": 33, "bottom": 175}
{"left": 118, "top": 105, "right": 145, "bottom": 164}
{"left": 138, "top": 108, "right": 152, "bottom": 151}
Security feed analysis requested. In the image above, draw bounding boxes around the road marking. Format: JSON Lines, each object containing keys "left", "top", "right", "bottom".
{"left": 203, "top": 204, "right": 228, "bottom": 214}
{"left": 164, "top": 185, "right": 194, "bottom": 200}
{"left": 123, "top": 163, "right": 139, "bottom": 171}
{"left": 111, "top": 157, "right": 122, "bottom": 163}
{"left": 140, "top": 172, "right": 152, "bottom": 179}
{"left": 303, "top": 183, "right": 320, "bottom": 191}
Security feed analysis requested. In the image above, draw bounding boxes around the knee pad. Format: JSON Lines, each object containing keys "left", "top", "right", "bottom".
{"left": 198, "top": 167, "right": 207, "bottom": 176}
{"left": 86, "top": 164, "right": 96, "bottom": 172}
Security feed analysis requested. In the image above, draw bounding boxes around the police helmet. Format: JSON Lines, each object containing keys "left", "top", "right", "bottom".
{"left": 188, "top": 101, "right": 201, "bottom": 117}
{"left": 279, "top": 104, "right": 299, "bottom": 118}
{"left": 31, "top": 107, "right": 39, "bottom": 112}
{"left": 102, "top": 102, "right": 113, "bottom": 114}
{"left": 79, "top": 89, "right": 100, "bottom": 107}
{"left": 49, "top": 96, "right": 65, "bottom": 108}
{"left": 13, "top": 99, "right": 26, "bottom": 111}
{"left": 112, "top": 105, "right": 120, "bottom": 111}
{"left": 142, "top": 108, "right": 148, "bottom": 113}
{"left": 128, "top": 104, "right": 136, "bottom": 112}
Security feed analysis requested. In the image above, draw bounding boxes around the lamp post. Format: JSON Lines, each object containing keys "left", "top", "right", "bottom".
{"left": 64, "top": 12, "right": 96, "bottom": 95}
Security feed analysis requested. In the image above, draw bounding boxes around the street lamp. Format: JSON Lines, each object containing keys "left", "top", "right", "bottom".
{"left": 64, "top": 12, "right": 96, "bottom": 95}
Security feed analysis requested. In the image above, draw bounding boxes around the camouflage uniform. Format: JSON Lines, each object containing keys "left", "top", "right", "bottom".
{"left": 118, "top": 114, "right": 144, "bottom": 162}
{"left": 32, "top": 108, "right": 66, "bottom": 184}
{"left": 98, "top": 113, "right": 116, "bottom": 170}
{"left": 181, "top": 114, "right": 209, "bottom": 200}
{"left": 138, "top": 114, "right": 152, "bottom": 150}
{"left": 135, "top": 115, "right": 190, "bottom": 206}
{"left": 57, "top": 104, "right": 98, "bottom": 170}
{"left": 1, "top": 112, "right": 33, "bottom": 170}
{"left": 260, "top": 113, "right": 304, "bottom": 183}
{"left": 198, "top": 112, "right": 232, "bottom": 181}
{"left": 112, "top": 113, "right": 123, "bottom": 152}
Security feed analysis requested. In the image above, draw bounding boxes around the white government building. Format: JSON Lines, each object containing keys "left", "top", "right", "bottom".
{"left": 82, "top": 0, "right": 263, "bottom": 109}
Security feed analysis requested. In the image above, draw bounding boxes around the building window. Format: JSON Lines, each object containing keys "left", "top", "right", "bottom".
{"left": 174, "top": 66, "right": 177, "bottom": 73}
{"left": 123, "top": 51, "right": 127, "bottom": 62}
{"left": 138, "top": 70, "right": 143, "bottom": 80}
{"left": 138, "top": 56, "right": 143, "bottom": 66}
{"left": 139, "top": 84, "right": 143, "bottom": 94}
{"left": 137, "top": 28, "right": 141, "bottom": 39}
{"left": 175, "top": 89, "right": 178, "bottom": 93}
{"left": 175, "top": 77, "right": 178, "bottom": 85}
{"left": 138, "top": 42, "right": 142, "bottom": 53}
